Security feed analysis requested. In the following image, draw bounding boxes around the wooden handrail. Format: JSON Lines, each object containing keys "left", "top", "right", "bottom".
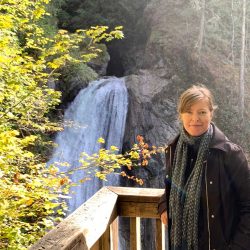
{"left": 29, "top": 186, "right": 165, "bottom": 250}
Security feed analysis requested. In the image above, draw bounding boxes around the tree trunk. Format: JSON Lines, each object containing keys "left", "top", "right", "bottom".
{"left": 239, "top": 0, "right": 246, "bottom": 120}
{"left": 231, "top": 0, "right": 235, "bottom": 65}
{"left": 197, "top": 0, "right": 206, "bottom": 57}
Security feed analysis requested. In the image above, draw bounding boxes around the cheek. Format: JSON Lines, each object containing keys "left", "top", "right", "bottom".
{"left": 206, "top": 115, "right": 213, "bottom": 123}
{"left": 181, "top": 119, "right": 189, "bottom": 130}
{"left": 180, "top": 115, "right": 188, "bottom": 123}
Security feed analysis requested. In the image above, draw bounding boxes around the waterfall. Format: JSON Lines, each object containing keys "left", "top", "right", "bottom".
{"left": 48, "top": 77, "right": 128, "bottom": 214}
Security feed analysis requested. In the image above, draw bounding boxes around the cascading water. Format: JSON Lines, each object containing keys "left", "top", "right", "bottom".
{"left": 48, "top": 77, "right": 128, "bottom": 214}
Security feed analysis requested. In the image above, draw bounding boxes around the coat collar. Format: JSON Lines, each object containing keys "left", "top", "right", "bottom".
{"left": 168, "top": 123, "right": 229, "bottom": 152}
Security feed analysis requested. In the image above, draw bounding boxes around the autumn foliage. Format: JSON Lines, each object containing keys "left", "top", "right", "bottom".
{"left": 0, "top": 1, "right": 161, "bottom": 249}
{"left": 0, "top": 0, "right": 123, "bottom": 249}
{"left": 72, "top": 135, "right": 163, "bottom": 187}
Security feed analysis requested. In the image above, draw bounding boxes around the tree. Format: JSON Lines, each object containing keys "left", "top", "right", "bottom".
{"left": 197, "top": 0, "right": 206, "bottom": 57}
{"left": 231, "top": 0, "right": 236, "bottom": 65}
{"left": 0, "top": 0, "right": 123, "bottom": 249}
{"left": 239, "top": 0, "right": 246, "bottom": 120}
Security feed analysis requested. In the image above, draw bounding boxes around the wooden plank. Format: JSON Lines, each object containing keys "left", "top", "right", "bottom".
{"left": 110, "top": 217, "right": 119, "bottom": 250}
{"left": 90, "top": 231, "right": 111, "bottom": 250}
{"left": 108, "top": 187, "right": 164, "bottom": 203}
{"left": 91, "top": 218, "right": 118, "bottom": 250}
{"left": 155, "top": 219, "right": 165, "bottom": 250}
{"left": 130, "top": 217, "right": 141, "bottom": 250}
{"left": 101, "top": 227, "right": 111, "bottom": 250}
{"left": 90, "top": 240, "right": 99, "bottom": 250}
{"left": 29, "top": 187, "right": 118, "bottom": 250}
{"left": 71, "top": 240, "right": 87, "bottom": 250}
{"left": 118, "top": 202, "right": 160, "bottom": 218}
{"left": 66, "top": 235, "right": 87, "bottom": 250}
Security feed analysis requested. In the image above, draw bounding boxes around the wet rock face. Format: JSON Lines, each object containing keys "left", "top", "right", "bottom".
{"left": 124, "top": 71, "right": 179, "bottom": 148}
{"left": 121, "top": 71, "right": 207, "bottom": 194}
{"left": 121, "top": 69, "right": 183, "bottom": 192}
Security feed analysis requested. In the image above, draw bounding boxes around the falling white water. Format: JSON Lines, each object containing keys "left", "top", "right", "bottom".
{"left": 48, "top": 77, "right": 128, "bottom": 214}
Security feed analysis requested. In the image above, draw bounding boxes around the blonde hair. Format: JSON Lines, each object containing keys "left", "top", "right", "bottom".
{"left": 178, "top": 85, "right": 217, "bottom": 114}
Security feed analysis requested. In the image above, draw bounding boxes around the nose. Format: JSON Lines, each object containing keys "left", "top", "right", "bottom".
{"left": 191, "top": 113, "right": 200, "bottom": 122}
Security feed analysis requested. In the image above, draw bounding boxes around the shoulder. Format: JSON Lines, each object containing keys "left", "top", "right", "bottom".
{"left": 222, "top": 141, "right": 249, "bottom": 180}
{"left": 223, "top": 141, "right": 247, "bottom": 167}
{"left": 210, "top": 124, "right": 245, "bottom": 155}
{"left": 223, "top": 140, "right": 244, "bottom": 155}
{"left": 210, "top": 124, "right": 248, "bottom": 167}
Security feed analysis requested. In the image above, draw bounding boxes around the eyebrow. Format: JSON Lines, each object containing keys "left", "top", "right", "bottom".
{"left": 188, "top": 108, "right": 209, "bottom": 112}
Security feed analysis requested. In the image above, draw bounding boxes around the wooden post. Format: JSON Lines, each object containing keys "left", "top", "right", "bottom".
{"left": 90, "top": 240, "right": 99, "bottom": 250}
{"left": 130, "top": 217, "right": 141, "bottom": 250}
{"left": 155, "top": 219, "right": 165, "bottom": 250}
{"left": 110, "top": 217, "right": 119, "bottom": 250}
{"left": 91, "top": 217, "right": 119, "bottom": 250}
{"left": 101, "top": 227, "right": 111, "bottom": 250}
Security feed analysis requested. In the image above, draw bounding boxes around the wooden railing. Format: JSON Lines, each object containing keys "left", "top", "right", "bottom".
{"left": 29, "top": 186, "right": 165, "bottom": 250}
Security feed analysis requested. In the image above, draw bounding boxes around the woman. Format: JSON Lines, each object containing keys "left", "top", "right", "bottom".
{"left": 158, "top": 85, "right": 250, "bottom": 250}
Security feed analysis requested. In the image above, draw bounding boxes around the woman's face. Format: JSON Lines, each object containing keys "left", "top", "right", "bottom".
{"left": 180, "top": 99, "right": 213, "bottom": 136}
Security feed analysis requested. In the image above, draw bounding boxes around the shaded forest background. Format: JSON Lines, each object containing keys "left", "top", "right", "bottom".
{"left": 55, "top": 0, "right": 250, "bottom": 155}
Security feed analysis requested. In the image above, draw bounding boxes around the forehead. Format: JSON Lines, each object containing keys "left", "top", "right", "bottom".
{"left": 188, "top": 99, "right": 210, "bottom": 110}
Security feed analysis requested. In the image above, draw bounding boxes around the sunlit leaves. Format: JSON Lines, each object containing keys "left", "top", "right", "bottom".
{"left": 74, "top": 136, "right": 164, "bottom": 185}
{"left": 97, "top": 137, "right": 105, "bottom": 144}
{"left": 0, "top": 0, "right": 124, "bottom": 249}
{"left": 85, "top": 25, "right": 124, "bottom": 43}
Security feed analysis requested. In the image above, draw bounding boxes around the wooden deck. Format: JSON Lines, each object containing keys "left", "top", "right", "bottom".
{"left": 29, "top": 186, "right": 165, "bottom": 250}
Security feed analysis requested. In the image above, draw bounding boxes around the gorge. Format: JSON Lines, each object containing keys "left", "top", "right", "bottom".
{"left": 52, "top": 0, "right": 250, "bottom": 249}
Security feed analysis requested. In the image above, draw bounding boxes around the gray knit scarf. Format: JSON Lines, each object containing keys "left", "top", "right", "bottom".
{"left": 169, "top": 125, "right": 212, "bottom": 250}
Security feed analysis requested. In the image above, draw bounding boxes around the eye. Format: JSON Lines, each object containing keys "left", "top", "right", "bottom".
{"left": 199, "top": 111, "right": 207, "bottom": 115}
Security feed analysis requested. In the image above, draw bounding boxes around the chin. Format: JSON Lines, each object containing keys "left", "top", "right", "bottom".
{"left": 192, "top": 133, "right": 203, "bottom": 137}
{"left": 188, "top": 130, "right": 206, "bottom": 137}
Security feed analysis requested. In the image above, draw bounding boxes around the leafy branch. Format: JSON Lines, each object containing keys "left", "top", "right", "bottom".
{"left": 53, "top": 136, "right": 165, "bottom": 186}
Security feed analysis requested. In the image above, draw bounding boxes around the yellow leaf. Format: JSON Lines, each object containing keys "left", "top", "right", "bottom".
{"left": 110, "top": 145, "right": 119, "bottom": 151}
{"left": 97, "top": 137, "right": 105, "bottom": 144}
{"left": 25, "top": 198, "right": 34, "bottom": 206}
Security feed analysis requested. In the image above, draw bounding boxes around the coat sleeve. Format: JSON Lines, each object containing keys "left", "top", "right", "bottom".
{"left": 225, "top": 144, "right": 250, "bottom": 250}
{"left": 158, "top": 146, "right": 172, "bottom": 215}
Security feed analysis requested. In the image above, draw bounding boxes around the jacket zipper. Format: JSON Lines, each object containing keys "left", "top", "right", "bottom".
{"left": 205, "top": 160, "right": 211, "bottom": 250}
